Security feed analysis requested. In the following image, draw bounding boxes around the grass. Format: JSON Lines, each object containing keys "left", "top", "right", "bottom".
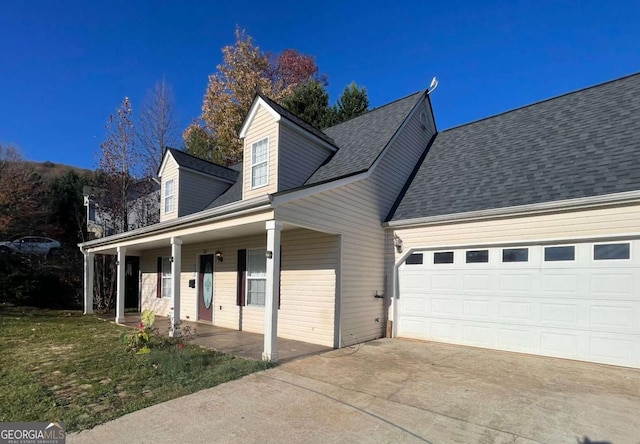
{"left": 0, "top": 307, "right": 270, "bottom": 432}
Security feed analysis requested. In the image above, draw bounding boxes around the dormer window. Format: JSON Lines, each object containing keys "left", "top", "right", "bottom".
{"left": 251, "top": 137, "right": 269, "bottom": 188}
{"left": 164, "top": 179, "right": 175, "bottom": 213}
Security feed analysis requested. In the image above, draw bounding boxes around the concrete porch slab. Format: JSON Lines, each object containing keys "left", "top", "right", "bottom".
{"left": 97, "top": 312, "right": 331, "bottom": 362}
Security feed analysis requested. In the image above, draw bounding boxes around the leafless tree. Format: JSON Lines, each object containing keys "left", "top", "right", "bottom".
{"left": 138, "top": 79, "right": 179, "bottom": 178}
{"left": 97, "top": 97, "right": 139, "bottom": 233}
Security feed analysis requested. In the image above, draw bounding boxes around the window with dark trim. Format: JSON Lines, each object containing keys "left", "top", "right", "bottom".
{"left": 544, "top": 246, "right": 575, "bottom": 261}
{"left": 502, "top": 248, "right": 528, "bottom": 262}
{"left": 405, "top": 253, "right": 423, "bottom": 265}
{"left": 466, "top": 250, "right": 489, "bottom": 263}
{"left": 246, "top": 249, "right": 267, "bottom": 306}
{"left": 156, "top": 256, "right": 172, "bottom": 298}
{"left": 434, "top": 251, "right": 454, "bottom": 264}
{"left": 594, "top": 243, "right": 630, "bottom": 260}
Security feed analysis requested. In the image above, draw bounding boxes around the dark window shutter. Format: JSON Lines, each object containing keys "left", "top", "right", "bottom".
{"left": 237, "top": 249, "right": 246, "bottom": 306}
{"left": 156, "top": 257, "right": 162, "bottom": 298}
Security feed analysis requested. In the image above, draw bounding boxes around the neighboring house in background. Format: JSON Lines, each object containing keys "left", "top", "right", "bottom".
{"left": 80, "top": 72, "right": 640, "bottom": 367}
{"left": 83, "top": 179, "right": 160, "bottom": 239}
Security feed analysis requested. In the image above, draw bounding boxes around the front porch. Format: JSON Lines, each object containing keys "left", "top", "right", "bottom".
{"left": 100, "top": 312, "right": 331, "bottom": 363}
{"left": 82, "top": 209, "right": 340, "bottom": 363}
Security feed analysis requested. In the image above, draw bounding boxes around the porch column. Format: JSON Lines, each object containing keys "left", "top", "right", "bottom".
{"left": 116, "top": 246, "right": 126, "bottom": 323}
{"left": 170, "top": 237, "right": 182, "bottom": 337}
{"left": 263, "top": 220, "right": 282, "bottom": 362}
{"left": 83, "top": 251, "right": 94, "bottom": 315}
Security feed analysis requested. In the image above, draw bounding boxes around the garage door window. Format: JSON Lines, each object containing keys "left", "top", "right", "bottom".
{"left": 405, "top": 253, "right": 423, "bottom": 265}
{"left": 544, "top": 246, "right": 575, "bottom": 262}
{"left": 466, "top": 250, "right": 489, "bottom": 263}
{"left": 502, "top": 248, "right": 528, "bottom": 262}
{"left": 594, "top": 243, "right": 630, "bottom": 260}
{"left": 434, "top": 251, "right": 454, "bottom": 264}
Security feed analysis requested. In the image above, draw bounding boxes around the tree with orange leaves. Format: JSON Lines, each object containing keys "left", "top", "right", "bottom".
{"left": 185, "top": 27, "right": 323, "bottom": 165}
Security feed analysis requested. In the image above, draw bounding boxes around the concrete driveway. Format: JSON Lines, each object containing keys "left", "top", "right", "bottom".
{"left": 69, "top": 339, "right": 640, "bottom": 444}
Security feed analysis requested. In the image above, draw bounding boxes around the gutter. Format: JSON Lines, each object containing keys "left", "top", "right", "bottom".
{"left": 78, "top": 195, "right": 273, "bottom": 250}
{"left": 383, "top": 190, "right": 640, "bottom": 229}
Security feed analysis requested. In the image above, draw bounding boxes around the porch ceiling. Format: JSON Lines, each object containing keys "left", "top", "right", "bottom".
{"left": 86, "top": 220, "right": 301, "bottom": 255}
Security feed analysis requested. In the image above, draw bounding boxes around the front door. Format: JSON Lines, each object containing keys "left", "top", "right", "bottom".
{"left": 198, "top": 254, "right": 214, "bottom": 322}
{"left": 125, "top": 256, "right": 140, "bottom": 311}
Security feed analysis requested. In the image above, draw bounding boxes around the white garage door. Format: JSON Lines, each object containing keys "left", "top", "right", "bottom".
{"left": 397, "top": 239, "right": 640, "bottom": 368}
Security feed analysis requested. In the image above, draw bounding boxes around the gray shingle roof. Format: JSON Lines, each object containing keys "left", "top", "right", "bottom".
{"left": 167, "top": 148, "right": 239, "bottom": 182}
{"left": 389, "top": 73, "right": 640, "bottom": 222}
{"left": 205, "top": 163, "right": 243, "bottom": 209}
{"left": 306, "top": 91, "right": 425, "bottom": 185}
{"left": 202, "top": 89, "right": 426, "bottom": 210}
{"left": 205, "top": 179, "right": 241, "bottom": 209}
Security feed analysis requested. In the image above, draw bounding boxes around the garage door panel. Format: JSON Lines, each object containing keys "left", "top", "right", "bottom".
{"left": 399, "top": 295, "right": 427, "bottom": 315}
{"left": 590, "top": 273, "right": 634, "bottom": 297}
{"left": 431, "top": 273, "right": 457, "bottom": 292}
{"left": 540, "top": 331, "right": 578, "bottom": 356}
{"left": 462, "top": 324, "right": 492, "bottom": 346}
{"left": 498, "top": 274, "right": 532, "bottom": 293}
{"left": 498, "top": 328, "right": 532, "bottom": 352}
{"left": 431, "top": 321, "right": 457, "bottom": 341}
{"left": 589, "top": 304, "right": 635, "bottom": 329}
{"left": 462, "top": 274, "right": 492, "bottom": 292}
{"left": 431, "top": 298, "right": 459, "bottom": 315}
{"left": 397, "top": 239, "right": 640, "bottom": 368}
{"left": 498, "top": 300, "right": 532, "bottom": 321}
{"left": 541, "top": 273, "right": 579, "bottom": 295}
{"left": 398, "top": 317, "right": 426, "bottom": 338}
{"left": 540, "top": 302, "right": 578, "bottom": 324}
{"left": 463, "top": 299, "right": 491, "bottom": 317}
{"left": 590, "top": 335, "right": 634, "bottom": 363}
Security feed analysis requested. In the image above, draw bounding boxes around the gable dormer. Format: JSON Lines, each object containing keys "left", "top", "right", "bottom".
{"left": 158, "top": 148, "right": 239, "bottom": 221}
{"left": 239, "top": 95, "right": 338, "bottom": 200}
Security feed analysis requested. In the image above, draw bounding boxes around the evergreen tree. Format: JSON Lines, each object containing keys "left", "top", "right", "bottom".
{"left": 335, "top": 82, "right": 369, "bottom": 122}
{"left": 281, "top": 80, "right": 332, "bottom": 129}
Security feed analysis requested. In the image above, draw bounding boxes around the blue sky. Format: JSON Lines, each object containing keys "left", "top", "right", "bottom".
{"left": 1, "top": 0, "right": 639, "bottom": 169}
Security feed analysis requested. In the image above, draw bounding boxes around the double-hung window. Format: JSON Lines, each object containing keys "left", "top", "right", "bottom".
{"left": 251, "top": 138, "right": 269, "bottom": 188}
{"left": 246, "top": 249, "right": 267, "bottom": 306}
{"left": 164, "top": 179, "right": 175, "bottom": 214}
{"left": 162, "top": 257, "right": 172, "bottom": 298}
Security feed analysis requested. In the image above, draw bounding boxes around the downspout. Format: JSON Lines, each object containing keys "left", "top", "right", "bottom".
{"left": 390, "top": 247, "right": 416, "bottom": 338}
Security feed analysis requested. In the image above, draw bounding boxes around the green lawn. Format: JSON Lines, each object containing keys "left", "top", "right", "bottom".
{"left": 0, "top": 307, "right": 269, "bottom": 431}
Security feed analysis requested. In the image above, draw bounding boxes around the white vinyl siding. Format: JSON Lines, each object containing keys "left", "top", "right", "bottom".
{"left": 137, "top": 228, "right": 338, "bottom": 348}
{"left": 277, "top": 96, "right": 435, "bottom": 346}
{"left": 392, "top": 204, "right": 640, "bottom": 259}
{"left": 278, "top": 124, "right": 332, "bottom": 190}
{"left": 160, "top": 157, "right": 179, "bottom": 222}
{"left": 178, "top": 169, "right": 231, "bottom": 217}
{"left": 140, "top": 249, "right": 173, "bottom": 316}
{"left": 243, "top": 106, "right": 278, "bottom": 199}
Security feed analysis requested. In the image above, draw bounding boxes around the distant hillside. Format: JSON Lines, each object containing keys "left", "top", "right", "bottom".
{"left": 22, "top": 160, "right": 92, "bottom": 182}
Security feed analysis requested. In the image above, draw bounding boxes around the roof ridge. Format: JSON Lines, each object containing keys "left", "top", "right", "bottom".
{"left": 440, "top": 71, "right": 640, "bottom": 134}
{"left": 259, "top": 93, "right": 324, "bottom": 131}
{"left": 168, "top": 147, "right": 237, "bottom": 173}
{"left": 324, "top": 89, "right": 426, "bottom": 130}
{"left": 257, "top": 93, "right": 337, "bottom": 147}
